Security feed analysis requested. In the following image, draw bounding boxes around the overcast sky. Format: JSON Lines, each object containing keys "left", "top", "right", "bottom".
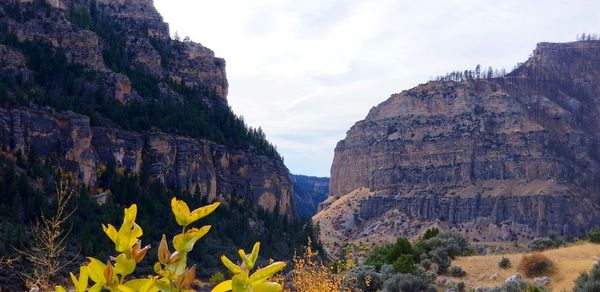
{"left": 154, "top": 0, "right": 600, "bottom": 177}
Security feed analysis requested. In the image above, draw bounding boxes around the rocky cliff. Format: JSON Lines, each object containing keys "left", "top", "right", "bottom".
{"left": 0, "top": 0, "right": 293, "bottom": 215}
{"left": 317, "top": 40, "right": 600, "bottom": 248}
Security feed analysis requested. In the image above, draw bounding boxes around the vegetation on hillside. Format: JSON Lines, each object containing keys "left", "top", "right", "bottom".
{"left": 0, "top": 151, "right": 321, "bottom": 289}
{"left": 0, "top": 1, "right": 279, "bottom": 159}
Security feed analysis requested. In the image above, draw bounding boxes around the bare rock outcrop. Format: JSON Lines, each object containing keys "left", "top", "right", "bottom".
{"left": 318, "top": 40, "right": 600, "bottom": 247}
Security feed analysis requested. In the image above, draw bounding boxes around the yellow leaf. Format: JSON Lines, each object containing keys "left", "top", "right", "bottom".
{"left": 221, "top": 255, "right": 242, "bottom": 274}
{"left": 122, "top": 278, "right": 158, "bottom": 292}
{"left": 114, "top": 253, "right": 136, "bottom": 277}
{"left": 187, "top": 202, "right": 220, "bottom": 224}
{"left": 124, "top": 204, "right": 138, "bottom": 222}
{"left": 171, "top": 197, "right": 220, "bottom": 226}
{"left": 173, "top": 226, "right": 211, "bottom": 252}
{"left": 89, "top": 283, "right": 103, "bottom": 292}
{"left": 70, "top": 265, "right": 89, "bottom": 292}
{"left": 211, "top": 280, "right": 233, "bottom": 292}
{"left": 54, "top": 286, "right": 67, "bottom": 292}
{"left": 252, "top": 282, "right": 283, "bottom": 292}
{"left": 116, "top": 284, "right": 135, "bottom": 292}
{"left": 102, "top": 224, "right": 118, "bottom": 243}
{"left": 249, "top": 262, "right": 286, "bottom": 285}
{"left": 115, "top": 212, "right": 143, "bottom": 252}
{"left": 86, "top": 257, "right": 107, "bottom": 284}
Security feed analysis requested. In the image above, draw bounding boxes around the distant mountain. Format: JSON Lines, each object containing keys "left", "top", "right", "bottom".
{"left": 316, "top": 40, "right": 600, "bottom": 250}
{"left": 292, "top": 174, "right": 329, "bottom": 218}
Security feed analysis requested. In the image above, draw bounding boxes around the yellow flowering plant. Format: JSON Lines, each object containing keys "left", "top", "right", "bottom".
{"left": 211, "top": 242, "right": 286, "bottom": 292}
{"left": 55, "top": 197, "right": 221, "bottom": 292}
{"left": 55, "top": 197, "right": 287, "bottom": 292}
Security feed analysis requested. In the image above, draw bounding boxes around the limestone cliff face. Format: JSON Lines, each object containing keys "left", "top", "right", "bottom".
{"left": 0, "top": 107, "right": 293, "bottom": 215}
{"left": 320, "top": 41, "right": 600, "bottom": 246}
{"left": 0, "top": 0, "right": 292, "bottom": 215}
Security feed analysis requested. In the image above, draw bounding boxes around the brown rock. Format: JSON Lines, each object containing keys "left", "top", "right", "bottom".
{"left": 320, "top": 40, "right": 600, "bottom": 247}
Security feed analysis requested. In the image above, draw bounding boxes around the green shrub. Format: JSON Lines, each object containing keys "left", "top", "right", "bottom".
{"left": 364, "top": 237, "right": 415, "bottom": 271}
{"left": 527, "top": 237, "right": 561, "bottom": 251}
{"left": 364, "top": 244, "right": 393, "bottom": 270}
{"left": 421, "top": 227, "right": 440, "bottom": 241}
{"left": 387, "top": 237, "right": 414, "bottom": 263}
{"left": 415, "top": 232, "right": 470, "bottom": 275}
{"left": 209, "top": 271, "right": 225, "bottom": 284}
{"left": 449, "top": 265, "right": 466, "bottom": 277}
{"left": 517, "top": 253, "right": 553, "bottom": 278}
{"left": 393, "top": 254, "right": 416, "bottom": 274}
{"left": 420, "top": 258, "right": 432, "bottom": 270}
{"left": 499, "top": 257, "right": 511, "bottom": 269}
{"left": 488, "top": 281, "right": 548, "bottom": 292}
{"left": 574, "top": 263, "right": 600, "bottom": 292}
{"left": 342, "top": 264, "right": 388, "bottom": 292}
{"left": 588, "top": 228, "right": 600, "bottom": 244}
{"left": 381, "top": 271, "right": 435, "bottom": 292}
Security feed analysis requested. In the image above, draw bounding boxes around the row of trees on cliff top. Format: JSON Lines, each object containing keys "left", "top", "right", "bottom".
{"left": 577, "top": 33, "right": 600, "bottom": 41}
{"left": 431, "top": 64, "right": 508, "bottom": 82}
{"left": 432, "top": 32, "right": 600, "bottom": 84}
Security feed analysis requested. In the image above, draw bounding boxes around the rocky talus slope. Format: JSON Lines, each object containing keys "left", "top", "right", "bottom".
{"left": 0, "top": 0, "right": 293, "bottom": 215}
{"left": 316, "top": 41, "right": 600, "bottom": 249}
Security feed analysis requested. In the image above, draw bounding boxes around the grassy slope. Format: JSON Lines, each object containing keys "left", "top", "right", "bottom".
{"left": 452, "top": 242, "right": 600, "bottom": 291}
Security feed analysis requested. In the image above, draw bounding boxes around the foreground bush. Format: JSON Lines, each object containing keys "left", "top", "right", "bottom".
{"left": 517, "top": 253, "right": 553, "bottom": 278}
{"left": 341, "top": 264, "right": 390, "bottom": 292}
{"left": 488, "top": 280, "right": 547, "bottom": 292}
{"left": 55, "top": 197, "right": 286, "bottom": 292}
{"left": 449, "top": 265, "right": 466, "bottom": 277}
{"left": 588, "top": 228, "right": 600, "bottom": 244}
{"left": 498, "top": 257, "right": 511, "bottom": 269}
{"left": 289, "top": 238, "right": 345, "bottom": 291}
{"left": 363, "top": 230, "right": 471, "bottom": 275}
{"left": 574, "top": 262, "right": 600, "bottom": 292}
{"left": 381, "top": 270, "right": 436, "bottom": 292}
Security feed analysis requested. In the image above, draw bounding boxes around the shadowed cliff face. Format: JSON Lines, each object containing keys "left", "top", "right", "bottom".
{"left": 292, "top": 174, "right": 329, "bottom": 218}
{"left": 0, "top": 0, "right": 293, "bottom": 215}
{"left": 319, "top": 41, "right": 600, "bottom": 246}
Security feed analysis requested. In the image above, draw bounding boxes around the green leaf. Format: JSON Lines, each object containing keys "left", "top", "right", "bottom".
{"left": 232, "top": 273, "right": 250, "bottom": 292}
{"left": 248, "top": 242, "right": 260, "bottom": 267}
{"left": 238, "top": 249, "right": 253, "bottom": 270}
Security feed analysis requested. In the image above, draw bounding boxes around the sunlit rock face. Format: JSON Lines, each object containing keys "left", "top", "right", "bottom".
{"left": 319, "top": 41, "right": 600, "bottom": 248}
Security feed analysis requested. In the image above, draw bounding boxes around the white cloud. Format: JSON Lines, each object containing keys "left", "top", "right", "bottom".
{"left": 154, "top": 0, "right": 600, "bottom": 176}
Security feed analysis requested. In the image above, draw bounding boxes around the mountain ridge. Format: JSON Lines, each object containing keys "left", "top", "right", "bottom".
{"left": 318, "top": 40, "right": 600, "bottom": 251}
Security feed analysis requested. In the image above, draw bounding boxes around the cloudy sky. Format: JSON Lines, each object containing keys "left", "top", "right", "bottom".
{"left": 154, "top": 0, "right": 600, "bottom": 177}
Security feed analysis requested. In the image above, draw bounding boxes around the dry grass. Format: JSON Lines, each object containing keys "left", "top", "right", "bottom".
{"left": 452, "top": 242, "right": 600, "bottom": 291}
